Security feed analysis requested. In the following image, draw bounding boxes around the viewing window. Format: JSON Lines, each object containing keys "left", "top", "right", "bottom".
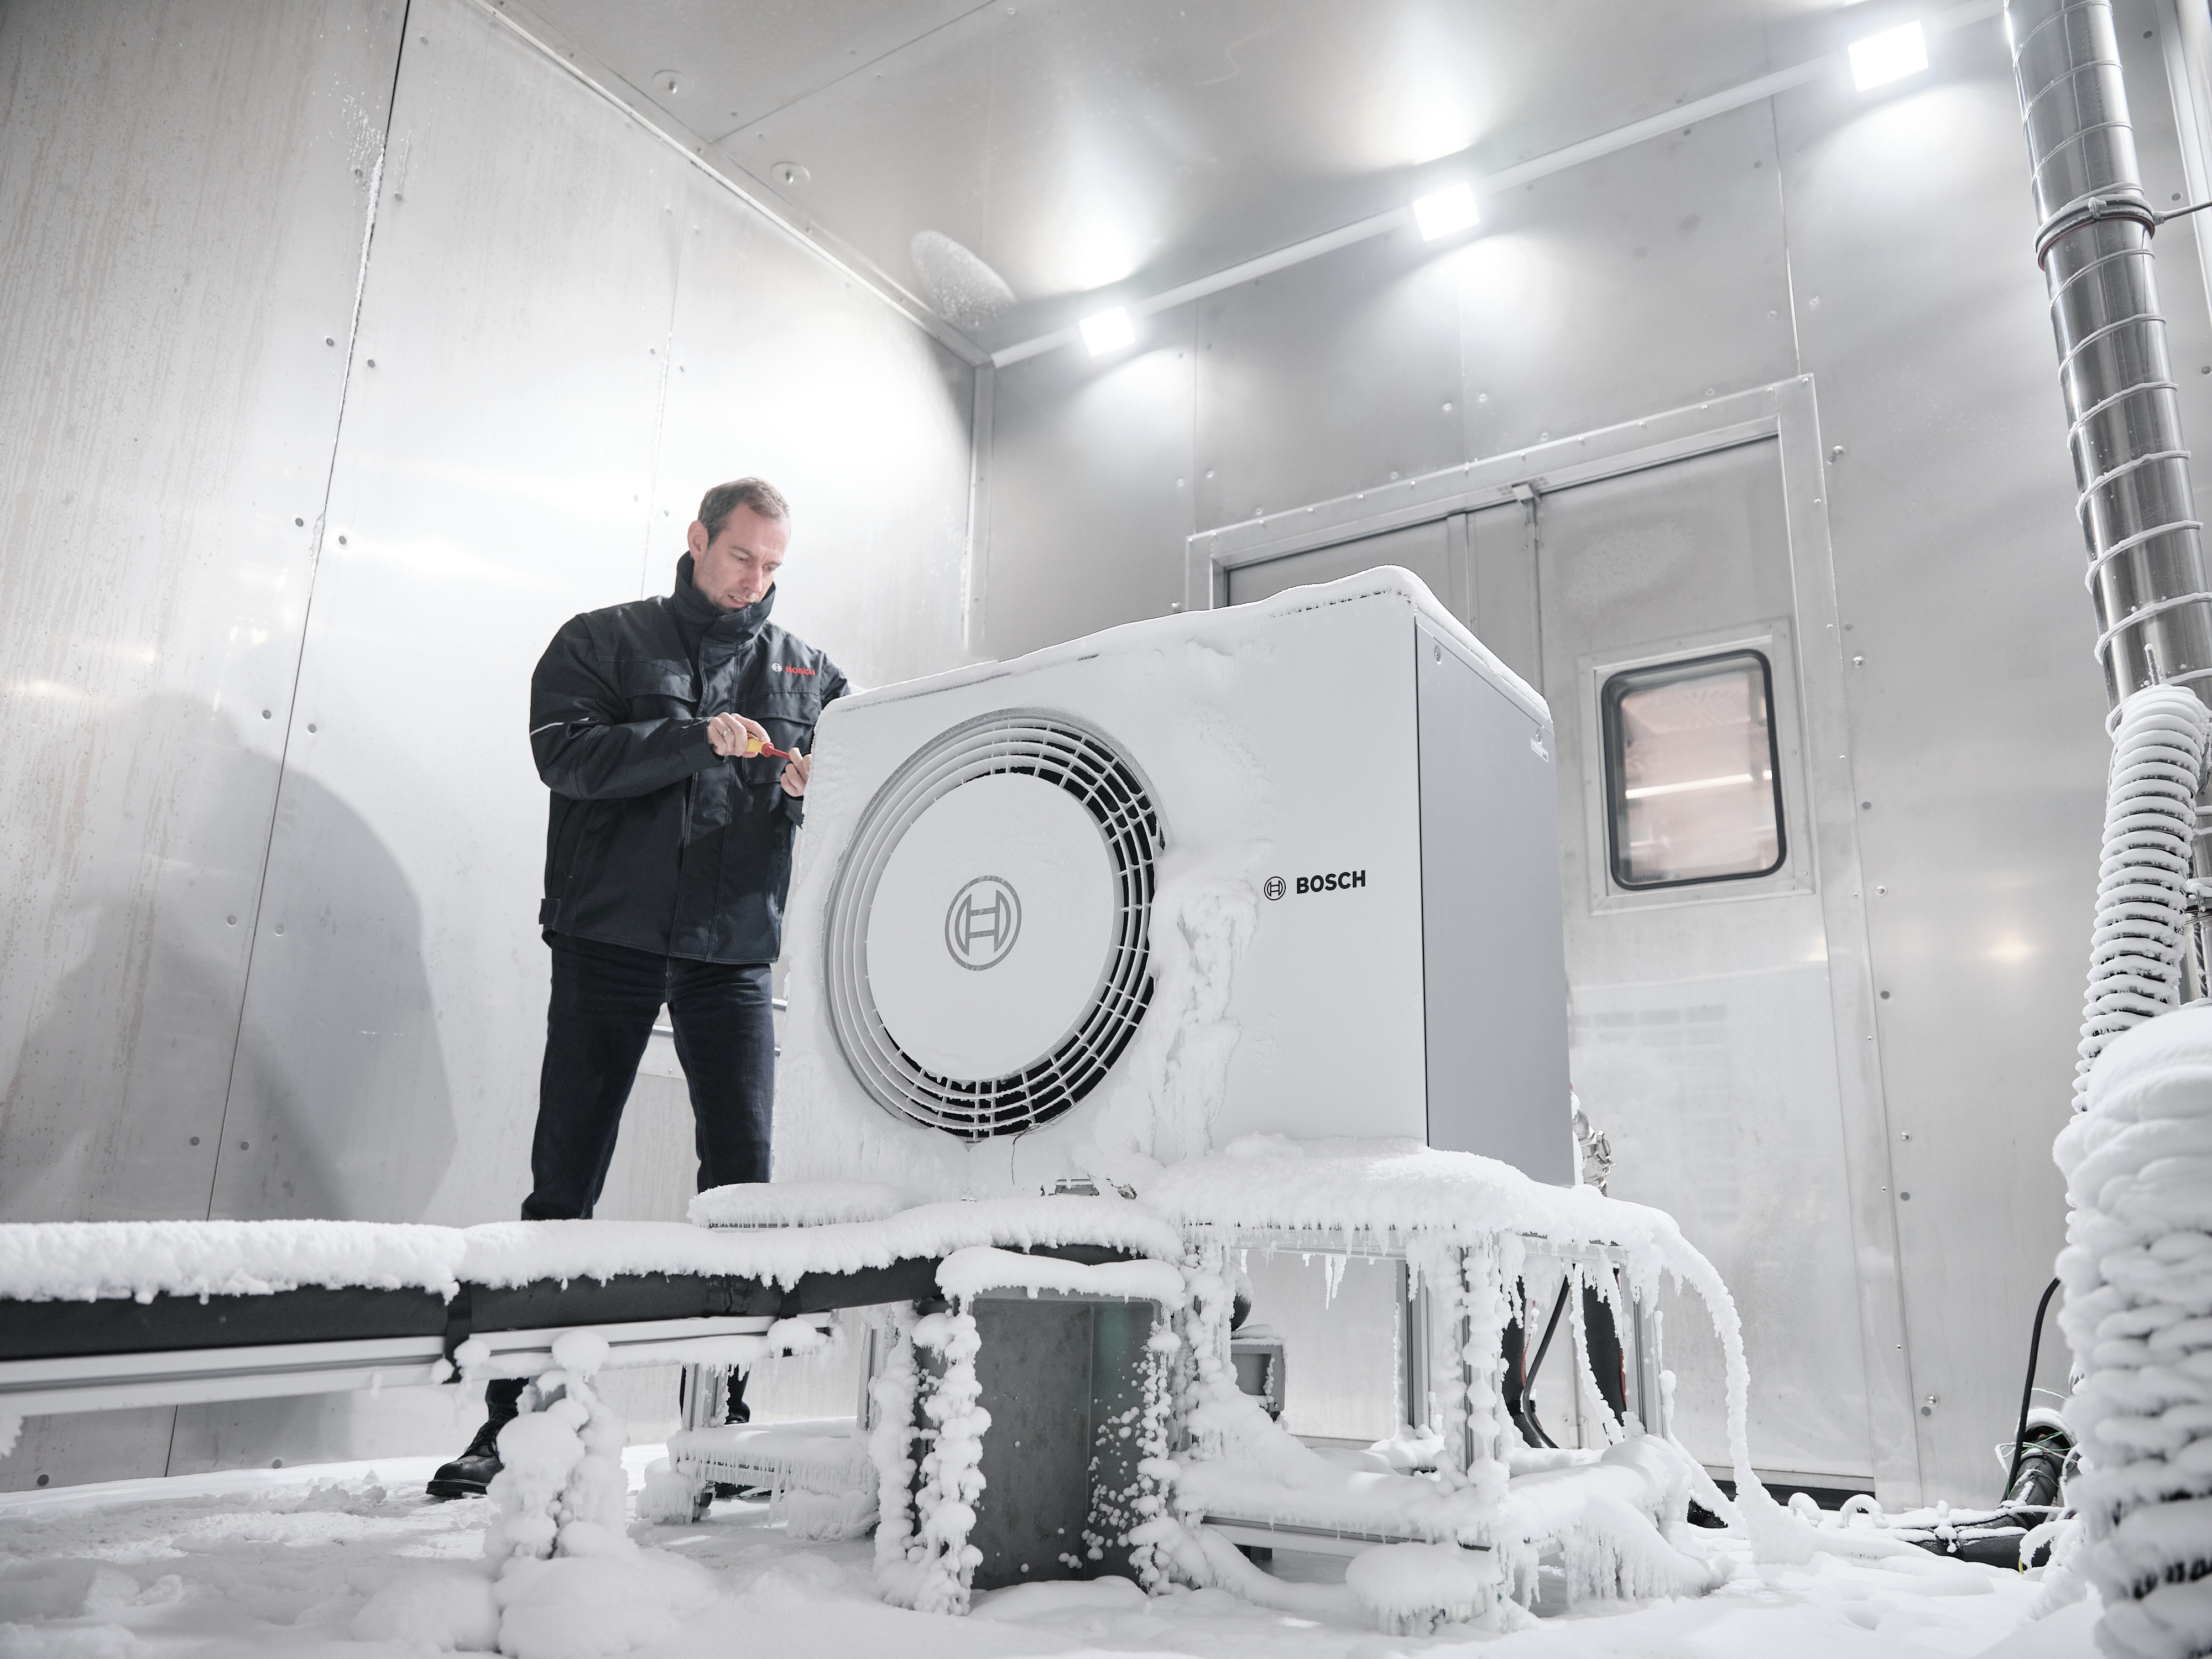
{"left": 1601, "top": 650, "right": 1785, "bottom": 890}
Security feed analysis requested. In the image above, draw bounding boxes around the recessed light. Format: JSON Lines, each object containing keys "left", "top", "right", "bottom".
{"left": 1080, "top": 307, "right": 1136, "bottom": 355}
{"left": 1849, "top": 22, "right": 1927, "bottom": 91}
{"left": 1413, "top": 183, "right": 1480, "bottom": 241}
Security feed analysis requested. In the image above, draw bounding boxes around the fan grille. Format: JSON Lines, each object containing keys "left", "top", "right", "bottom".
{"left": 825, "top": 710, "right": 1161, "bottom": 1140}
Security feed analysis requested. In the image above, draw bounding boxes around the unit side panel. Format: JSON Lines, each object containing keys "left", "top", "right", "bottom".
{"left": 1416, "top": 619, "right": 1573, "bottom": 1182}
{"left": 1212, "top": 599, "right": 1428, "bottom": 1147}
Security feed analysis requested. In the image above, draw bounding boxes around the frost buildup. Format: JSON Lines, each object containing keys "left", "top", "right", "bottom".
{"left": 477, "top": 1331, "right": 718, "bottom": 1659}
{"left": 2053, "top": 1004, "right": 2212, "bottom": 1656}
{"left": 875, "top": 1307, "right": 988, "bottom": 1614}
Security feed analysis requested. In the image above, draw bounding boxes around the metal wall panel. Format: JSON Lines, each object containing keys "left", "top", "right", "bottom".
{"left": 207, "top": 0, "right": 685, "bottom": 1232}
{"left": 1195, "top": 229, "right": 1465, "bottom": 528}
{"left": 1769, "top": 16, "right": 2198, "bottom": 1503}
{"left": 1453, "top": 102, "right": 1797, "bottom": 464}
{"left": 0, "top": 0, "right": 404, "bottom": 1491}
{"left": 0, "top": 0, "right": 973, "bottom": 1484}
{"left": 645, "top": 175, "right": 975, "bottom": 688}
{"left": 0, "top": 0, "right": 400, "bottom": 1215}
{"left": 984, "top": 318, "right": 1196, "bottom": 659}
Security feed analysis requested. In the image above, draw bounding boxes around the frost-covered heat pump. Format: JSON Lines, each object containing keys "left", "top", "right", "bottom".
{"left": 773, "top": 568, "right": 1572, "bottom": 1199}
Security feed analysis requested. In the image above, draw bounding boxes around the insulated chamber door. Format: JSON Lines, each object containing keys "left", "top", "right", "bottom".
{"left": 1494, "top": 438, "right": 1880, "bottom": 1495}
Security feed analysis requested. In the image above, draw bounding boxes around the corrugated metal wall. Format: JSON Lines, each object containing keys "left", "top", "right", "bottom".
{"left": 0, "top": 0, "right": 974, "bottom": 1489}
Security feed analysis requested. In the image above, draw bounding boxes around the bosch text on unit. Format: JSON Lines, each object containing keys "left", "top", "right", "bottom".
{"left": 1292, "top": 870, "right": 1367, "bottom": 894}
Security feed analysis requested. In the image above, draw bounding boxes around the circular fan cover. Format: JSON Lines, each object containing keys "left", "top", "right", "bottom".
{"left": 825, "top": 710, "right": 1162, "bottom": 1139}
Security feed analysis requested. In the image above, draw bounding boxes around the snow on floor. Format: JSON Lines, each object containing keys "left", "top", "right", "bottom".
{"left": 0, "top": 1449, "right": 2075, "bottom": 1658}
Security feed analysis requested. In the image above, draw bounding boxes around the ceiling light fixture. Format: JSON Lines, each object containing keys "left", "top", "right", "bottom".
{"left": 1848, "top": 21, "right": 1928, "bottom": 91}
{"left": 1080, "top": 307, "right": 1136, "bottom": 356}
{"left": 1413, "top": 182, "right": 1481, "bottom": 241}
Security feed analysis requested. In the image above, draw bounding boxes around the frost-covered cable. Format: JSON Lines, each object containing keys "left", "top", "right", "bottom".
{"left": 2053, "top": 1004, "right": 2212, "bottom": 1655}
{"left": 2077, "top": 686, "right": 2212, "bottom": 1110}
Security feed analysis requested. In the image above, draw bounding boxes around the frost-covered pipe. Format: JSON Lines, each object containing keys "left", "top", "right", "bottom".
{"left": 2053, "top": 1005, "right": 2212, "bottom": 1654}
{"left": 2077, "top": 687, "right": 2212, "bottom": 1109}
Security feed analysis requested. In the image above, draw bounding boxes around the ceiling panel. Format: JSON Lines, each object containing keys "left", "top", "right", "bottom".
{"left": 527, "top": 0, "right": 1822, "bottom": 348}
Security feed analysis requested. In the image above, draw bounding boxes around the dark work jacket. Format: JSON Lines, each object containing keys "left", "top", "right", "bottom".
{"left": 530, "top": 556, "right": 849, "bottom": 963}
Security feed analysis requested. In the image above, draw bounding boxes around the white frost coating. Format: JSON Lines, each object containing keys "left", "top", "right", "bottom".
{"left": 1146, "top": 1139, "right": 1771, "bottom": 1504}
{"left": 934, "top": 1246, "right": 1187, "bottom": 1307}
{"left": 868, "top": 1305, "right": 924, "bottom": 1589}
{"left": 1491, "top": 1438, "right": 1729, "bottom": 1605}
{"left": 1083, "top": 863, "right": 1262, "bottom": 1177}
{"left": 2054, "top": 1004, "right": 2212, "bottom": 1657}
{"left": 879, "top": 1308, "right": 989, "bottom": 1615}
{"left": 2076, "top": 686, "right": 2212, "bottom": 1109}
{"left": 0, "top": 1219, "right": 465, "bottom": 1303}
{"left": 669, "top": 1416, "right": 870, "bottom": 1495}
{"left": 687, "top": 1181, "right": 912, "bottom": 1228}
{"left": 1343, "top": 1541, "right": 1516, "bottom": 1636}
{"left": 668, "top": 1417, "right": 877, "bottom": 1539}
{"left": 457, "top": 1196, "right": 1182, "bottom": 1288}
{"left": 479, "top": 1335, "right": 717, "bottom": 1657}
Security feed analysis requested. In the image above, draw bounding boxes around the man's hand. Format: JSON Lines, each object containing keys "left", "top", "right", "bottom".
{"left": 707, "top": 712, "right": 769, "bottom": 758}
{"left": 780, "top": 751, "right": 812, "bottom": 797}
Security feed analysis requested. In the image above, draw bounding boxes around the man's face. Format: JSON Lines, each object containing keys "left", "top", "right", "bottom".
{"left": 687, "top": 505, "right": 789, "bottom": 611}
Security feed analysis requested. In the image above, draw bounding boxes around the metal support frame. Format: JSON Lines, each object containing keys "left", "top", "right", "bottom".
{"left": 2, "top": 1312, "right": 829, "bottom": 1422}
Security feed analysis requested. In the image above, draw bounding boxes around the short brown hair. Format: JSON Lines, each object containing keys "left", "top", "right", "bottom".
{"left": 697, "top": 477, "right": 790, "bottom": 539}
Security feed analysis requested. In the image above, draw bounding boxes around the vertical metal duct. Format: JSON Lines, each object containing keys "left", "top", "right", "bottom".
{"left": 2007, "top": 0, "right": 2212, "bottom": 712}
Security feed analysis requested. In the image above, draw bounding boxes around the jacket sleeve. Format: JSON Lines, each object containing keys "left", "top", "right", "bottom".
{"left": 530, "top": 614, "right": 718, "bottom": 801}
{"left": 774, "top": 659, "right": 852, "bottom": 828}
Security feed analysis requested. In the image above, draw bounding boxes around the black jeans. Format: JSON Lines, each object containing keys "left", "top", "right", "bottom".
{"left": 486, "top": 932, "right": 774, "bottom": 1425}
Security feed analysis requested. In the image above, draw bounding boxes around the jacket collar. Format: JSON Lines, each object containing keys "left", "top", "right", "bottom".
{"left": 672, "top": 552, "right": 775, "bottom": 645}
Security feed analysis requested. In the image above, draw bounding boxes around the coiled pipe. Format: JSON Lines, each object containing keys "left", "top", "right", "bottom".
{"left": 2077, "top": 687, "right": 2211, "bottom": 1108}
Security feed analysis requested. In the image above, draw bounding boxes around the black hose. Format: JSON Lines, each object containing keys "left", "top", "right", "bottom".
{"left": 1512, "top": 1274, "right": 1574, "bottom": 1449}
{"left": 1526, "top": 1273, "right": 1572, "bottom": 1386}
{"left": 2002, "top": 1276, "right": 2064, "bottom": 1502}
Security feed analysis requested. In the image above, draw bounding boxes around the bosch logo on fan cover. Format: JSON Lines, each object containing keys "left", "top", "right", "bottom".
{"left": 1271, "top": 869, "right": 1366, "bottom": 896}
{"left": 945, "top": 876, "right": 1021, "bottom": 969}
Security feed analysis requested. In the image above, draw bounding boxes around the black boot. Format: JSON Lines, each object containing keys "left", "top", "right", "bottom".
{"left": 710, "top": 1370, "right": 762, "bottom": 1501}
{"left": 426, "top": 1380, "right": 525, "bottom": 1500}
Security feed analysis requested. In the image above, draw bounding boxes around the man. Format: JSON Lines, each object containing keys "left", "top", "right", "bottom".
{"left": 428, "top": 477, "right": 847, "bottom": 1498}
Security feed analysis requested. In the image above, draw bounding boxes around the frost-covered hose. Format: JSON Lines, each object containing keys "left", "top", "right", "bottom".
{"left": 2077, "top": 687, "right": 2212, "bottom": 1112}
{"left": 2054, "top": 1007, "right": 2212, "bottom": 1657}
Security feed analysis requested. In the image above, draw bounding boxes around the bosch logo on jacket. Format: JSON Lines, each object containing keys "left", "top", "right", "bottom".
{"left": 529, "top": 554, "right": 848, "bottom": 964}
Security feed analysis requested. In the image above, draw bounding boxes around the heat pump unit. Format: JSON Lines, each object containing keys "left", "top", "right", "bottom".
{"left": 771, "top": 568, "right": 1571, "bottom": 1201}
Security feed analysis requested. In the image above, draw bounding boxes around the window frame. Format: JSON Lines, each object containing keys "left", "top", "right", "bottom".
{"left": 1599, "top": 648, "right": 1788, "bottom": 892}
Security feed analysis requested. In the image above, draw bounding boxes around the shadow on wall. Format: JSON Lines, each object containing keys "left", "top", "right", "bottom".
{"left": 0, "top": 694, "right": 455, "bottom": 1223}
